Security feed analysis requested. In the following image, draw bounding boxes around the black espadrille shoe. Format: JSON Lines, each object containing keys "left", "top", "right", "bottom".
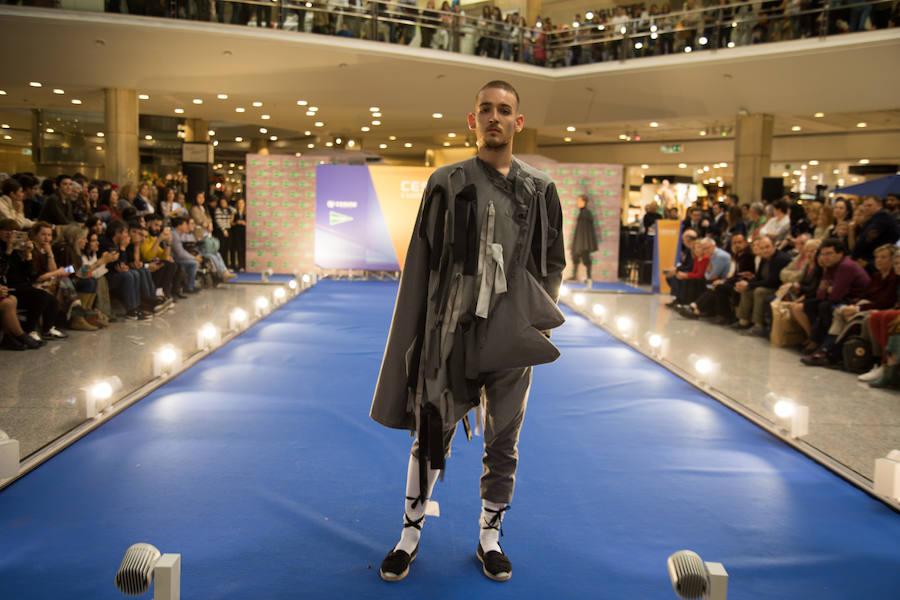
{"left": 477, "top": 544, "right": 511, "bottom": 582}
{"left": 379, "top": 545, "right": 417, "bottom": 582}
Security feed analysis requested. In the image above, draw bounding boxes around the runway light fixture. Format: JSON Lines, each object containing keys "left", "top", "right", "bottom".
{"left": 592, "top": 304, "right": 606, "bottom": 322}
{"left": 152, "top": 344, "right": 183, "bottom": 377}
{"left": 766, "top": 393, "right": 808, "bottom": 438}
{"left": 301, "top": 273, "right": 312, "bottom": 284}
{"left": 81, "top": 376, "right": 123, "bottom": 418}
{"left": 559, "top": 284, "right": 570, "bottom": 297}
{"left": 616, "top": 316, "right": 633, "bottom": 336}
{"left": 255, "top": 296, "right": 270, "bottom": 317}
{"left": 874, "top": 449, "right": 900, "bottom": 502}
{"left": 666, "top": 549, "right": 728, "bottom": 600}
{"left": 196, "top": 322, "right": 221, "bottom": 351}
{"left": 573, "top": 293, "right": 586, "bottom": 306}
{"left": 273, "top": 286, "right": 287, "bottom": 303}
{"left": 288, "top": 279, "right": 298, "bottom": 291}
{"left": 229, "top": 307, "right": 248, "bottom": 330}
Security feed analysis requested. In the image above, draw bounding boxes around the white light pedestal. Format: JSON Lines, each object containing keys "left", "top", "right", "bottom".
{"left": 152, "top": 347, "right": 183, "bottom": 378}
{"left": 874, "top": 449, "right": 900, "bottom": 502}
{"left": 79, "top": 376, "right": 123, "bottom": 419}
{"left": 154, "top": 554, "right": 181, "bottom": 600}
{"left": 195, "top": 324, "right": 221, "bottom": 352}
{"left": 0, "top": 431, "right": 20, "bottom": 480}
{"left": 705, "top": 561, "right": 729, "bottom": 600}
{"left": 778, "top": 405, "right": 809, "bottom": 439}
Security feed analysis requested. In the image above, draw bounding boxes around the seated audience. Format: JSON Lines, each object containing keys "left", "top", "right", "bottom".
{"left": 81, "top": 231, "right": 116, "bottom": 319}
{"left": 746, "top": 202, "right": 767, "bottom": 239}
{"left": 664, "top": 229, "right": 699, "bottom": 306}
{"left": 759, "top": 198, "right": 791, "bottom": 246}
{"left": 0, "top": 219, "right": 65, "bottom": 340}
{"left": 38, "top": 174, "right": 77, "bottom": 225}
{"left": 798, "top": 238, "right": 870, "bottom": 353}
{"left": 169, "top": 216, "right": 203, "bottom": 293}
{"left": 731, "top": 236, "right": 791, "bottom": 336}
{"left": 813, "top": 204, "right": 834, "bottom": 240}
{"left": 676, "top": 237, "right": 733, "bottom": 318}
{"left": 98, "top": 220, "right": 154, "bottom": 320}
{"left": 0, "top": 178, "right": 34, "bottom": 230}
{"left": 669, "top": 238, "right": 708, "bottom": 306}
{"left": 850, "top": 195, "right": 900, "bottom": 272}
{"left": 158, "top": 187, "right": 185, "bottom": 221}
{"left": 129, "top": 222, "right": 177, "bottom": 305}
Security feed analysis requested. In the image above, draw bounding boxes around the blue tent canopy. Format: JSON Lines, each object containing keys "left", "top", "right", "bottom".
{"left": 833, "top": 173, "right": 900, "bottom": 198}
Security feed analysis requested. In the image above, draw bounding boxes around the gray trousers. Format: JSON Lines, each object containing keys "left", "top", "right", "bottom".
{"left": 412, "top": 366, "right": 532, "bottom": 504}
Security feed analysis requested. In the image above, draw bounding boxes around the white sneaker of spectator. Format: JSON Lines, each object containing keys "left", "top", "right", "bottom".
{"left": 858, "top": 364, "right": 884, "bottom": 382}
{"left": 42, "top": 326, "right": 68, "bottom": 340}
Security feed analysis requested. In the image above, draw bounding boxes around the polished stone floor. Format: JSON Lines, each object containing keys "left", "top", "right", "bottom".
{"left": 559, "top": 286, "right": 900, "bottom": 482}
{"left": 0, "top": 283, "right": 285, "bottom": 459}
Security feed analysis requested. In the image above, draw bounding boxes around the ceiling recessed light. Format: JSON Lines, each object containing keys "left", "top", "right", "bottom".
{"left": 372, "top": 120, "right": 381, "bottom": 126}
{"left": 145, "top": 135, "right": 152, "bottom": 140}
{"left": 859, "top": 159, "right": 870, "bottom": 164}
{"left": 618, "top": 134, "right": 627, "bottom": 140}
{"left": 314, "top": 121, "right": 324, "bottom": 127}
{"left": 307, "top": 143, "right": 314, "bottom": 148}
{"left": 3, "top": 135, "right": 11, "bottom": 140}
{"left": 259, "top": 127, "right": 267, "bottom": 133}
{"left": 306, "top": 111, "right": 315, "bottom": 116}
{"left": 309, "top": 106, "right": 319, "bottom": 112}
{"left": 566, "top": 126, "right": 576, "bottom": 132}
{"left": 801, "top": 164, "right": 807, "bottom": 170}
{"left": 71, "top": 99, "right": 82, "bottom": 105}
{"left": 269, "top": 135, "right": 278, "bottom": 141}
{"left": 833, "top": 169, "right": 840, "bottom": 174}
{"left": 432, "top": 113, "right": 443, "bottom": 119}
{"left": 138, "top": 94, "right": 150, "bottom": 100}
{"left": 53, "top": 88, "right": 65, "bottom": 95}
{"left": 252, "top": 101, "right": 263, "bottom": 107}
{"left": 304, "top": 130, "right": 311, "bottom": 135}
{"left": 295, "top": 152, "right": 302, "bottom": 157}
{"left": 641, "top": 164, "right": 649, "bottom": 169}
{"left": 297, "top": 100, "right": 308, "bottom": 106}
{"left": 361, "top": 126, "right": 370, "bottom": 132}
{"left": 649, "top": 122, "right": 659, "bottom": 127}
{"left": 235, "top": 136, "right": 243, "bottom": 142}
{"left": 699, "top": 130, "right": 707, "bottom": 136}
{"left": 389, "top": 135, "right": 397, "bottom": 141}
{"left": 235, "top": 107, "right": 245, "bottom": 113}
{"left": 372, "top": 112, "right": 382, "bottom": 118}
{"left": 443, "top": 141, "right": 451, "bottom": 146}
{"left": 856, "top": 122, "right": 867, "bottom": 128}
{"left": 261, "top": 114, "right": 270, "bottom": 120}
{"left": 448, "top": 133, "right": 456, "bottom": 138}
{"left": 0, "top": 90, "right": 7, "bottom": 95}
{"left": 96, "top": 132, "right": 104, "bottom": 137}
{"left": 208, "top": 130, "right": 216, "bottom": 136}
{"left": 379, "top": 143, "right": 387, "bottom": 149}
{"left": 564, "top": 137, "right": 572, "bottom": 142}
{"left": 213, "top": 140, "right": 218, "bottom": 146}
{"left": 808, "top": 160, "right": 819, "bottom": 165}
{"left": 813, "top": 112, "right": 824, "bottom": 118}
{"left": 791, "top": 125, "right": 801, "bottom": 132}
{"left": 175, "top": 108, "right": 184, "bottom": 114}
{"left": 192, "top": 98, "right": 203, "bottom": 104}
{"left": 96, "top": 145, "right": 103, "bottom": 150}
{"left": 326, "top": 141, "right": 333, "bottom": 147}
{"left": 29, "top": 82, "right": 42, "bottom": 88}
{"left": 678, "top": 163, "right": 687, "bottom": 168}
{"left": 782, "top": 171, "right": 790, "bottom": 177}
{"left": 217, "top": 93, "right": 228, "bottom": 99}
{"left": 369, "top": 106, "right": 380, "bottom": 112}
{"left": 404, "top": 142, "right": 412, "bottom": 148}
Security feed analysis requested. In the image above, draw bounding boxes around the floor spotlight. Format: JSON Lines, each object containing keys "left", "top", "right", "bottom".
{"left": 688, "top": 354, "right": 718, "bottom": 385}
{"left": 273, "top": 286, "right": 286, "bottom": 304}
{"left": 591, "top": 303, "right": 607, "bottom": 321}
{"left": 573, "top": 293, "right": 586, "bottom": 306}
{"left": 667, "top": 549, "right": 728, "bottom": 600}
{"left": 301, "top": 273, "right": 312, "bottom": 285}
{"left": 874, "top": 449, "right": 900, "bottom": 501}
{"left": 559, "top": 284, "right": 570, "bottom": 297}
{"left": 616, "top": 316, "right": 633, "bottom": 337}
{"left": 0, "top": 429, "right": 20, "bottom": 480}
{"left": 115, "top": 543, "right": 181, "bottom": 600}
{"left": 81, "top": 376, "right": 123, "bottom": 418}
{"left": 152, "top": 344, "right": 183, "bottom": 377}
{"left": 229, "top": 307, "right": 248, "bottom": 330}
{"left": 766, "top": 393, "right": 809, "bottom": 438}
{"left": 255, "top": 296, "right": 270, "bottom": 317}
{"left": 645, "top": 332, "right": 668, "bottom": 357}
{"left": 288, "top": 279, "right": 298, "bottom": 292}
{"left": 196, "top": 322, "right": 221, "bottom": 351}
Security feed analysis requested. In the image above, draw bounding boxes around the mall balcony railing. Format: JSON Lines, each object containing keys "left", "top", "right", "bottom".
{"left": 7, "top": 0, "right": 899, "bottom": 66}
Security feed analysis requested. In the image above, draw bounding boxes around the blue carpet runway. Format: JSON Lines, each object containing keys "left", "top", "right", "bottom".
{"left": 1, "top": 281, "right": 898, "bottom": 598}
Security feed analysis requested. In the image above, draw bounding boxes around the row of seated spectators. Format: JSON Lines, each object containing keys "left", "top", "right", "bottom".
{"left": 662, "top": 191, "right": 900, "bottom": 389}
{"left": 35, "top": 0, "right": 897, "bottom": 67}
{"left": 0, "top": 172, "right": 245, "bottom": 352}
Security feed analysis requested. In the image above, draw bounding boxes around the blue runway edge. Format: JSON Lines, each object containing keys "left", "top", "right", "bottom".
{"left": 0, "top": 280, "right": 897, "bottom": 599}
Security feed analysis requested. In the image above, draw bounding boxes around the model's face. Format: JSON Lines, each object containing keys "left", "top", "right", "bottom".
{"left": 468, "top": 87, "right": 523, "bottom": 151}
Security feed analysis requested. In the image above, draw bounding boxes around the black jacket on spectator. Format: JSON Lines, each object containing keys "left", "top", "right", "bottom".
{"left": 0, "top": 248, "right": 36, "bottom": 291}
{"left": 852, "top": 209, "right": 900, "bottom": 265}
{"left": 748, "top": 249, "right": 791, "bottom": 290}
{"left": 38, "top": 194, "right": 74, "bottom": 225}
{"left": 98, "top": 234, "right": 127, "bottom": 272}
{"left": 732, "top": 248, "right": 756, "bottom": 280}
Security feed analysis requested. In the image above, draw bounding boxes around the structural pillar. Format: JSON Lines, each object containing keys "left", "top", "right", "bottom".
{"left": 513, "top": 127, "right": 538, "bottom": 155}
{"left": 733, "top": 113, "right": 773, "bottom": 206}
{"left": 525, "top": 0, "right": 541, "bottom": 26}
{"left": 184, "top": 119, "right": 210, "bottom": 143}
{"left": 104, "top": 88, "right": 139, "bottom": 186}
{"left": 250, "top": 138, "right": 269, "bottom": 155}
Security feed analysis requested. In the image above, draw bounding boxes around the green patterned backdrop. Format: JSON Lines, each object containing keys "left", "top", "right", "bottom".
{"left": 537, "top": 162, "right": 623, "bottom": 282}
{"left": 245, "top": 153, "right": 316, "bottom": 273}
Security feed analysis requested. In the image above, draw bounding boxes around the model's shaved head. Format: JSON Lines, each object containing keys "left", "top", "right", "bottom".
{"left": 476, "top": 80, "right": 520, "bottom": 109}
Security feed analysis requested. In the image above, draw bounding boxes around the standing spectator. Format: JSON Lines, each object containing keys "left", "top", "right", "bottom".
{"left": 213, "top": 196, "right": 236, "bottom": 266}
{"left": 850, "top": 195, "right": 900, "bottom": 271}
{"left": 38, "top": 174, "right": 76, "bottom": 225}
{"left": 732, "top": 236, "right": 791, "bottom": 335}
{"left": 158, "top": 187, "right": 184, "bottom": 222}
{"left": 189, "top": 191, "right": 216, "bottom": 250}
{"left": 569, "top": 194, "right": 598, "bottom": 282}
{"left": 230, "top": 198, "right": 247, "bottom": 272}
{"left": 0, "top": 178, "right": 34, "bottom": 230}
